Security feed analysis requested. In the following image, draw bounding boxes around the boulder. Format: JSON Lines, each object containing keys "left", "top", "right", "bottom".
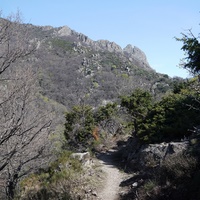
{"left": 141, "top": 141, "right": 189, "bottom": 160}
{"left": 70, "top": 152, "right": 90, "bottom": 162}
{"left": 127, "top": 140, "right": 189, "bottom": 170}
{"left": 70, "top": 151, "right": 95, "bottom": 167}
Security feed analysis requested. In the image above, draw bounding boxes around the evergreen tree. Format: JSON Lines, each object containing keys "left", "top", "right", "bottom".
{"left": 120, "top": 89, "right": 153, "bottom": 136}
{"left": 176, "top": 31, "right": 200, "bottom": 75}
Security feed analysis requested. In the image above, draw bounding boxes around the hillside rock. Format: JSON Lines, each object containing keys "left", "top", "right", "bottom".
{"left": 140, "top": 141, "right": 189, "bottom": 159}
{"left": 138, "top": 141, "right": 189, "bottom": 166}
{"left": 123, "top": 139, "right": 189, "bottom": 171}
{"left": 95, "top": 40, "right": 122, "bottom": 52}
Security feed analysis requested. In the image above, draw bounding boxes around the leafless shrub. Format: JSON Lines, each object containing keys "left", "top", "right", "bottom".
{"left": 0, "top": 11, "right": 52, "bottom": 199}
{"left": 160, "top": 153, "right": 197, "bottom": 181}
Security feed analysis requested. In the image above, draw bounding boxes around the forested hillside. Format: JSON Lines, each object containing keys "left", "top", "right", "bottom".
{"left": 22, "top": 22, "right": 181, "bottom": 108}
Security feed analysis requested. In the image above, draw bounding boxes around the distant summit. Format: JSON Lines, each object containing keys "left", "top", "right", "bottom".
{"left": 123, "top": 44, "right": 151, "bottom": 70}
{"left": 16, "top": 21, "right": 175, "bottom": 107}
{"left": 35, "top": 24, "right": 152, "bottom": 71}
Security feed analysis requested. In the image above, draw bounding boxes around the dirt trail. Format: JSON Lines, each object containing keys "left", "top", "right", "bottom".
{"left": 97, "top": 150, "right": 126, "bottom": 200}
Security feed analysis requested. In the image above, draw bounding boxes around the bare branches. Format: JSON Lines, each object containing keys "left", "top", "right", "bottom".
{"left": 0, "top": 12, "right": 35, "bottom": 75}
{"left": 0, "top": 12, "right": 52, "bottom": 199}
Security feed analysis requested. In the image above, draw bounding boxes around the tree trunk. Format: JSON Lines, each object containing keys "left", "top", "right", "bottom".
{"left": 6, "top": 181, "right": 16, "bottom": 200}
{"left": 6, "top": 172, "right": 18, "bottom": 200}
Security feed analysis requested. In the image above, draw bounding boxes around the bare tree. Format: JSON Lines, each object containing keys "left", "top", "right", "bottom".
{"left": 0, "top": 12, "right": 52, "bottom": 199}
{"left": 0, "top": 12, "right": 34, "bottom": 75}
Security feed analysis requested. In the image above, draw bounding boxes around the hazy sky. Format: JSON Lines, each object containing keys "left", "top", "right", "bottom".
{"left": 1, "top": 0, "right": 200, "bottom": 78}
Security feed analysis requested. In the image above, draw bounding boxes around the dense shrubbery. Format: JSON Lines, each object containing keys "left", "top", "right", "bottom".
{"left": 120, "top": 79, "right": 200, "bottom": 143}
{"left": 120, "top": 89, "right": 153, "bottom": 136}
{"left": 64, "top": 105, "right": 95, "bottom": 151}
{"left": 139, "top": 88, "right": 200, "bottom": 143}
{"left": 64, "top": 103, "right": 120, "bottom": 151}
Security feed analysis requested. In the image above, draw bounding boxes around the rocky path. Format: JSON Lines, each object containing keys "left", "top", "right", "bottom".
{"left": 97, "top": 150, "right": 126, "bottom": 200}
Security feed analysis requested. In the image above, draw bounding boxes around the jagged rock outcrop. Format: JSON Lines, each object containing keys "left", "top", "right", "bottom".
{"left": 57, "top": 25, "right": 72, "bottom": 36}
{"left": 95, "top": 40, "right": 122, "bottom": 52}
{"left": 123, "top": 44, "right": 151, "bottom": 70}
{"left": 41, "top": 24, "right": 152, "bottom": 70}
{"left": 123, "top": 44, "right": 146, "bottom": 61}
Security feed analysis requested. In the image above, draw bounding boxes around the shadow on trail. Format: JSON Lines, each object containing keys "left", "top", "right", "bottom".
{"left": 95, "top": 139, "right": 129, "bottom": 169}
{"left": 96, "top": 149, "right": 119, "bottom": 166}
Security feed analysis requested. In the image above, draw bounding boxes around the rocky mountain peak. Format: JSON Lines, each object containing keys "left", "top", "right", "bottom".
{"left": 123, "top": 44, "right": 134, "bottom": 54}
{"left": 47, "top": 24, "right": 151, "bottom": 70}
{"left": 123, "top": 44, "right": 151, "bottom": 70}
{"left": 57, "top": 25, "right": 72, "bottom": 37}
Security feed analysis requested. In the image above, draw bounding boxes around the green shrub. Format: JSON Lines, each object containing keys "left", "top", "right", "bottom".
{"left": 138, "top": 91, "right": 200, "bottom": 143}
{"left": 121, "top": 73, "right": 129, "bottom": 79}
{"left": 51, "top": 39, "right": 73, "bottom": 51}
{"left": 64, "top": 105, "right": 95, "bottom": 151}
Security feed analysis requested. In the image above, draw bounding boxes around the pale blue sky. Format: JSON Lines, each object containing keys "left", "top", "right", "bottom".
{"left": 1, "top": 1, "right": 200, "bottom": 78}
